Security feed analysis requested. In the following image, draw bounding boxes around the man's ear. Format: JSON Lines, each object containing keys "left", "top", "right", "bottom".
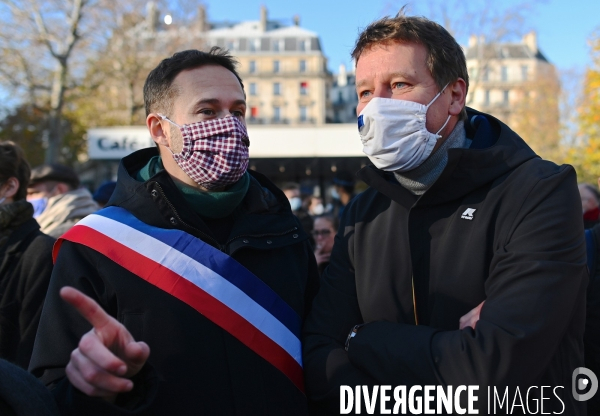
{"left": 54, "top": 182, "right": 71, "bottom": 195}
{"left": 1, "top": 177, "right": 20, "bottom": 200}
{"left": 147, "top": 113, "right": 169, "bottom": 147}
{"left": 448, "top": 78, "right": 467, "bottom": 117}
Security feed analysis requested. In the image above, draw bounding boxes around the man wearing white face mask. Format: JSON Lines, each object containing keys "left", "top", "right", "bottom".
{"left": 30, "top": 48, "right": 319, "bottom": 415}
{"left": 304, "top": 11, "right": 586, "bottom": 415}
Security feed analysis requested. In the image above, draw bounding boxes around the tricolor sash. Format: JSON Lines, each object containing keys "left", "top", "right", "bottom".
{"left": 54, "top": 206, "right": 304, "bottom": 392}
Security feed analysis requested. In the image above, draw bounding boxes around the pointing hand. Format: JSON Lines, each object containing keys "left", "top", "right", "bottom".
{"left": 60, "top": 286, "right": 150, "bottom": 401}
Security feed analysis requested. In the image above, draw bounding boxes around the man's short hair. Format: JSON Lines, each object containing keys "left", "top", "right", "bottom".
{"left": 282, "top": 183, "right": 301, "bottom": 192}
{"left": 0, "top": 141, "right": 31, "bottom": 200}
{"left": 29, "top": 164, "right": 80, "bottom": 190}
{"left": 351, "top": 10, "right": 469, "bottom": 119}
{"left": 333, "top": 171, "right": 355, "bottom": 194}
{"left": 144, "top": 47, "right": 245, "bottom": 117}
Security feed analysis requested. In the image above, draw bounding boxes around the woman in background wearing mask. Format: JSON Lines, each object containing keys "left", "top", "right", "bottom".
{"left": 312, "top": 214, "right": 339, "bottom": 275}
{"left": 0, "top": 141, "right": 55, "bottom": 370}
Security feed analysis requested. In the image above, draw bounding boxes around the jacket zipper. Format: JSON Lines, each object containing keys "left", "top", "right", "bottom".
{"left": 223, "top": 227, "right": 298, "bottom": 247}
{"left": 412, "top": 275, "right": 419, "bottom": 325}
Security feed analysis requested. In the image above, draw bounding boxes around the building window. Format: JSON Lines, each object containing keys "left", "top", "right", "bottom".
{"left": 503, "top": 90, "right": 510, "bottom": 104}
{"left": 273, "top": 39, "right": 283, "bottom": 52}
{"left": 501, "top": 66, "right": 508, "bottom": 82}
{"left": 299, "top": 60, "right": 306, "bottom": 73}
{"left": 273, "top": 82, "right": 281, "bottom": 95}
{"left": 249, "top": 61, "right": 256, "bottom": 73}
{"left": 273, "top": 60, "right": 280, "bottom": 73}
{"left": 300, "top": 81, "right": 308, "bottom": 95}
{"left": 273, "top": 106, "right": 281, "bottom": 121}
{"left": 249, "top": 38, "right": 259, "bottom": 52}
{"left": 251, "top": 107, "right": 259, "bottom": 118}
{"left": 226, "top": 39, "right": 236, "bottom": 50}
{"left": 300, "top": 106, "right": 308, "bottom": 122}
{"left": 521, "top": 65, "right": 528, "bottom": 81}
{"left": 249, "top": 83, "right": 257, "bottom": 96}
{"left": 298, "top": 39, "right": 306, "bottom": 51}
{"left": 484, "top": 89, "right": 490, "bottom": 105}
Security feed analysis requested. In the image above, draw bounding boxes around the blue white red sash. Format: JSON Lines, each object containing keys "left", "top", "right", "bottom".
{"left": 53, "top": 206, "right": 304, "bottom": 392}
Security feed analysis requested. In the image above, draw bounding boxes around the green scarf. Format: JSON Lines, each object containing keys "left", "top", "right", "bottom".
{"left": 135, "top": 156, "right": 250, "bottom": 219}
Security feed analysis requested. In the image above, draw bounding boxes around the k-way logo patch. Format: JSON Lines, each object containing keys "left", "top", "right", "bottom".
{"left": 461, "top": 208, "right": 477, "bottom": 220}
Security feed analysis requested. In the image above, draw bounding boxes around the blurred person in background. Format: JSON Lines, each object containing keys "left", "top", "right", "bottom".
{"left": 579, "top": 183, "right": 600, "bottom": 229}
{"left": 312, "top": 214, "right": 338, "bottom": 275}
{"left": 0, "top": 141, "right": 55, "bottom": 369}
{"left": 283, "top": 182, "right": 314, "bottom": 245}
{"left": 330, "top": 170, "right": 356, "bottom": 219}
{"left": 92, "top": 181, "right": 117, "bottom": 208}
{"left": 582, "top": 178, "right": 600, "bottom": 414}
{"left": 307, "top": 195, "right": 325, "bottom": 217}
{"left": 27, "top": 164, "right": 98, "bottom": 238}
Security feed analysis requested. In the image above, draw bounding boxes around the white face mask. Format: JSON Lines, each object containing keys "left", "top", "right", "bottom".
{"left": 289, "top": 197, "right": 302, "bottom": 212}
{"left": 311, "top": 204, "right": 325, "bottom": 216}
{"left": 358, "top": 85, "right": 450, "bottom": 172}
{"left": 330, "top": 188, "right": 340, "bottom": 200}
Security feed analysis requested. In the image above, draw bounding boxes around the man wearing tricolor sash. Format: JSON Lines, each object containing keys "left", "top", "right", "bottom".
{"left": 29, "top": 48, "right": 319, "bottom": 415}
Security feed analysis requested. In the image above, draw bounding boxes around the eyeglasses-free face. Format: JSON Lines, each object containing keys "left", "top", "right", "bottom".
{"left": 311, "top": 229, "right": 332, "bottom": 237}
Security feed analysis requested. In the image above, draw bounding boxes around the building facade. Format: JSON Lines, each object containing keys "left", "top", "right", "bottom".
{"left": 464, "top": 32, "right": 561, "bottom": 160}
{"left": 204, "top": 7, "right": 332, "bottom": 125}
{"left": 331, "top": 64, "right": 358, "bottom": 123}
{"left": 465, "top": 32, "right": 559, "bottom": 126}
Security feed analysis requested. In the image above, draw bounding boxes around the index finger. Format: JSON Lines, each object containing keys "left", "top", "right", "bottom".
{"left": 60, "top": 286, "right": 111, "bottom": 330}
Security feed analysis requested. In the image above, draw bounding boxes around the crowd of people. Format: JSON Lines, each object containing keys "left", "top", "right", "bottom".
{"left": 282, "top": 173, "right": 354, "bottom": 274}
{"left": 0, "top": 10, "right": 597, "bottom": 416}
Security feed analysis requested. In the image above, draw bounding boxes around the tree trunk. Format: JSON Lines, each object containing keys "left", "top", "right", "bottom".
{"left": 45, "top": 60, "right": 68, "bottom": 164}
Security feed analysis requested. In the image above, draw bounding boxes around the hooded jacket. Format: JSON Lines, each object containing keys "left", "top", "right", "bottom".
{"left": 36, "top": 187, "right": 98, "bottom": 238}
{"left": 0, "top": 216, "right": 54, "bottom": 369}
{"left": 29, "top": 148, "right": 320, "bottom": 415}
{"left": 303, "top": 109, "right": 588, "bottom": 415}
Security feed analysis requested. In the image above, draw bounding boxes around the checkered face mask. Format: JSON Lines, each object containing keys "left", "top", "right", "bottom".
{"left": 159, "top": 115, "right": 250, "bottom": 190}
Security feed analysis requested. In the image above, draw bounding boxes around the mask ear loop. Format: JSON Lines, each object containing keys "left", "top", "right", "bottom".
{"left": 426, "top": 83, "right": 450, "bottom": 107}
{"left": 425, "top": 84, "right": 452, "bottom": 138}
{"left": 157, "top": 114, "right": 182, "bottom": 155}
{"left": 435, "top": 115, "right": 452, "bottom": 138}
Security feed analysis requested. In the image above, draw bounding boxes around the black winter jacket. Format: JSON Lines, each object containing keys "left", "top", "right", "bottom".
{"left": 0, "top": 358, "right": 60, "bottom": 416}
{"left": 29, "top": 148, "right": 320, "bottom": 415}
{"left": 0, "top": 217, "right": 54, "bottom": 369}
{"left": 303, "top": 109, "right": 588, "bottom": 415}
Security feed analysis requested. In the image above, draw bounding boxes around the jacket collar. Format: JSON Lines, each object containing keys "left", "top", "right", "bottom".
{"left": 358, "top": 108, "right": 538, "bottom": 207}
{"left": 109, "top": 148, "right": 304, "bottom": 245}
